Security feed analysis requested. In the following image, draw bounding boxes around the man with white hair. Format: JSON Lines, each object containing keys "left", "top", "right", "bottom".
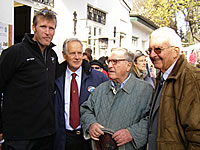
{"left": 147, "top": 27, "right": 200, "bottom": 150}
{"left": 80, "top": 48, "right": 153, "bottom": 150}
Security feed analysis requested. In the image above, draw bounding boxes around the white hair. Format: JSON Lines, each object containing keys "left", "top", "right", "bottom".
{"left": 111, "top": 47, "right": 134, "bottom": 63}
{"left": 151, "top": 27, "right": 182, "bottom": 48}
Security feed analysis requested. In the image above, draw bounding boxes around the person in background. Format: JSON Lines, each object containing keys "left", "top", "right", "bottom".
{"left": 0, "top": 7, "right": 58, "bottom": 150}
{"left": 84, "top": 48, "right": 93, "bottom": 61}
{"left": 82, "top": 52, "right": 92, "bottom": 62}
{"left": 54, "top": 38, "right": 108, "bottom": 150}
{"left": 99, "top": 56, "right": 108, "bottom": 72}
{"left": 147, "top": 27, "right": 200, "bottom": 150}
{"left": 80, "top": 48, "right": 153, "bottom": 150}
{"left": 90, "top": 59, "right": 109, "bottom": 78}
{"left": 132, "top": 51, "right": 154, "bottom": 88}
{"left": 189, "top": 49, "right": 196, "bottom": 66}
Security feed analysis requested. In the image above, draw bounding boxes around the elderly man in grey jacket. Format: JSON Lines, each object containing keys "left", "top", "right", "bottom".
{"left": 80, "top": 48, "right": 153, "bottom": 150}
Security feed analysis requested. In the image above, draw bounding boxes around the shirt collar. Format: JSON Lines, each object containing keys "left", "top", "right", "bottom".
{"left": 162, "top": 59, "right": 178, "bottom": 80}
{"left": 66, "top": 66, "right": 82, "bottom": 78}
{"left": 111, "top": 73, "right": 131, "bottom": 88}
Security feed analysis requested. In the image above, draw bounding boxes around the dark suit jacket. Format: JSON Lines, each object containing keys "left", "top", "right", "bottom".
{"left": 148, "top": 75, "right": 164, "bottom": 150}
{"left": 54, "top": 60, "right": 109, "bottom": 150}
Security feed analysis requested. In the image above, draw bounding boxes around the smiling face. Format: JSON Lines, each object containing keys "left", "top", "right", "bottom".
{"left": 63, "top": 41, "right": 83, "bottom": 72}
{"left": 149, "top": 37, "right": 179, "bottom": 73}
{"left": 32, "top": 16, "right": 56, "bottom": 52}
{"left": 108, "top": 50, "right": 132, "bottom": 83}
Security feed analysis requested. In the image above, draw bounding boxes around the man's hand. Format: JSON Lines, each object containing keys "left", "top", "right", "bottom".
{"left": 89, "top": 123, "right": 104, "bottom": 141}
{"left": 112, "top": 129, "right": 132, "bottom": 146}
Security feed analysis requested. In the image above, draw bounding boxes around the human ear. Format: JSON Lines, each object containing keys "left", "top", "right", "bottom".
{"left": 62, "top": 51, "right": 67, "bottom": 60}
{"left": 32, "top": 24, "right": 36, "bottom": 33}
{"left": 172, "top": 47, "right": 180, "bottom": 58}
{"left": 127, "top": 62, "right": 132, "bottom": 72}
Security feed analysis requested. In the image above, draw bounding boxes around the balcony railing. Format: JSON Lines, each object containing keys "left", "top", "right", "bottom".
{"left": 32, "top": 0, "right": 54, "bottom": 7}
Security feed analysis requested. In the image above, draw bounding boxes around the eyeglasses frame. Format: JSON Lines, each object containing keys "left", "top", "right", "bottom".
{"left": 146, "top": 46, "right": 175, "bottom": 55}
{"left": 105, "top": 59, "right": 128, "bottom": 65}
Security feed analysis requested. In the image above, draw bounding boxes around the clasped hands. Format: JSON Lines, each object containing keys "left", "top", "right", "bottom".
{"left": 89, "top": 123, "right": 132, "bottom": 146}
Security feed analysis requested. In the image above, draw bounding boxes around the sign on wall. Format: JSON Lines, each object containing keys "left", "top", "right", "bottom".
{"left": 0, "top": 22, "right": 9, "bottom": 55}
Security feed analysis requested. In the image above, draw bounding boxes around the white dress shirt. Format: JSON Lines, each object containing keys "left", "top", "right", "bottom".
{"left": 64, "top": 66, "right": 82, "bottom": 130}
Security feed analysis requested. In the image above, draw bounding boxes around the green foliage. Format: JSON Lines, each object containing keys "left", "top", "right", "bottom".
{"left": 143, "top": 0, "right": 200, "bottom": 44}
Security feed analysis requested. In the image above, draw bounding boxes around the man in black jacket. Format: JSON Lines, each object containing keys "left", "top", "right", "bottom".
{"left": 0, "top": 7, "right": 58, "bottom": 150}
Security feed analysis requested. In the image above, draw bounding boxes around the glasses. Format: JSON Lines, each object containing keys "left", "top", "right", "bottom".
{"left": 39, "top": 9, "right": 57, "bottom": 16}
{"left": 105, "top": 59, "right": 127, "bottom": 65}
{"left": 146, "top": 46, "right": 175, "bottom": 55}
{"left": 91, "top": 67, "right": 101, "bottom": 70}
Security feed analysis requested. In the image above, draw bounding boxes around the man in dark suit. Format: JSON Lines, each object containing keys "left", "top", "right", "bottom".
{"left": 54, "top": 38, "right": 109, "bottom": 150}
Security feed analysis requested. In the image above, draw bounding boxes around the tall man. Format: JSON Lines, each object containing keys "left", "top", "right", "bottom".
{"left": 54, "top": 38, "right": 108, "bottom": 150}
{"left": 0, "top": 7, "right": 58, "bottom": 150}
{"left": 147, "top": 27, "right": 200, "bottom": 150}
{"left": 80, "top": 48, "right": 153, "bottom": 150}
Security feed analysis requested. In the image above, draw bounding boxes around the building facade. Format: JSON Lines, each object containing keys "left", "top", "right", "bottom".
{"left": 0, "top": 0, "right": 158, "bottom": 62}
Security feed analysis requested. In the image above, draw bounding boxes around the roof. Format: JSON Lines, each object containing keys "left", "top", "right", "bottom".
{"left": 129, "top": 14, "right": 159, "bottom": 30}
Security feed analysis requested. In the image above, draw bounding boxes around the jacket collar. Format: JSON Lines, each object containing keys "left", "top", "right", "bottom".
{"left": 167, "top": 55, "right": 186, "bottom": 80}
{"left": 23, "top": 33, "right": 56, "bottom": 49}
{"left": 132, "top": 65, "right": 141, "bottom": 78}
{"left": 107, "top": 74, "right": 135, "bottom": 95}
{"left": 155, "top": 55, "right": 186, "bottom": 82}
{"left": 55, "top": 60, "right": 92, "bottom": 104}
{"left": 56, "top": 59, "right": 91, "bottom": 79}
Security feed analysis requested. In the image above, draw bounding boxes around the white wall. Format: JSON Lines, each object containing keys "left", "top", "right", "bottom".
{"left": 0, "top": 0, "right": 13, "bottom": 45}
{"left": 0, "top": 0, "right": 155, "bottom": 62}
{"left": 0, "top": 0, "right": 13, "bottom": 25}
{"left": 131, "top": 21, "right": 153, "bottom": 52}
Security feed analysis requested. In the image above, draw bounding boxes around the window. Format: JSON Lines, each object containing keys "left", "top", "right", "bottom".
{"left": 32, "top": 0, "right": 54, "bottom": 7}
{"left": 99, "top": 28, "right": 101, "bottom": 35}
{"left": 132, "top": 36, "right": 138, "bottom": 48}
{"left": 87, "top": 5, "right": 106, "bottom": 25}
{"left": 94, "top": 27, "right": 96, "bottom": 36}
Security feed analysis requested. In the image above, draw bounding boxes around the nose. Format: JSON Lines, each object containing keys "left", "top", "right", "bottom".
{"left": 45, "top": 28, "right": 50, "bottom": 34}
{"left": 107, "top": 61, "right": 113, "bottom": 69}
{"left": 149, "top": 49, "right": 157, "bottom": 58}
{"left": 74, "top": 53, "right": 82, "bottom": 59}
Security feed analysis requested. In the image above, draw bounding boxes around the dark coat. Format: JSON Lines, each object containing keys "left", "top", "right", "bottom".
{"left": 54, "top": 60, "right": 109, "bottom": 150}
{"left": 0, "top": 33, "right": 58, "bottom": 139}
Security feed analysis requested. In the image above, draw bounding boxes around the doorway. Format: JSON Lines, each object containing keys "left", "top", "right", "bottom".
{"left": 14, "top": 2, "right": 31, "bottom": 44}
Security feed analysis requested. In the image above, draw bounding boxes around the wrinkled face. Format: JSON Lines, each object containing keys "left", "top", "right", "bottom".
{"left": 63, "top": 41, "right": 83, "bottom": 72}
{"left": 135, "top": 56, "right": 146, "bottom": 72}
{"left": 149, "top": 37, "right": 179, "bottom": 73}
{"left": 32, "top": 16, "right": 56, "bottom": 52}
{"left": 107, "top": 50, "right": 132, "bottom": 83}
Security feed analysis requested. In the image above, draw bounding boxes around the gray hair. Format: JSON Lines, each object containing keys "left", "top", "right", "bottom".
{"left": 62, "top": 38, "right": 83, "bottom": 54}
{"left": 111, "top": 47, "right": 134, "bottom": 63}
{"left": 151, "top": 27, "right": 182, "bottom": 48}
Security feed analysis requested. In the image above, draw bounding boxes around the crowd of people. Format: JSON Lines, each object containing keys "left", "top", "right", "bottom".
{"left": 0, "top": 7, "right": 200, "bottom": 150}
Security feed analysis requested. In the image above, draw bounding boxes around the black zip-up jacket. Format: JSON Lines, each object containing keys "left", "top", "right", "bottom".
{"left": 0, "top": 33, "right": 58, "bottom": 140}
